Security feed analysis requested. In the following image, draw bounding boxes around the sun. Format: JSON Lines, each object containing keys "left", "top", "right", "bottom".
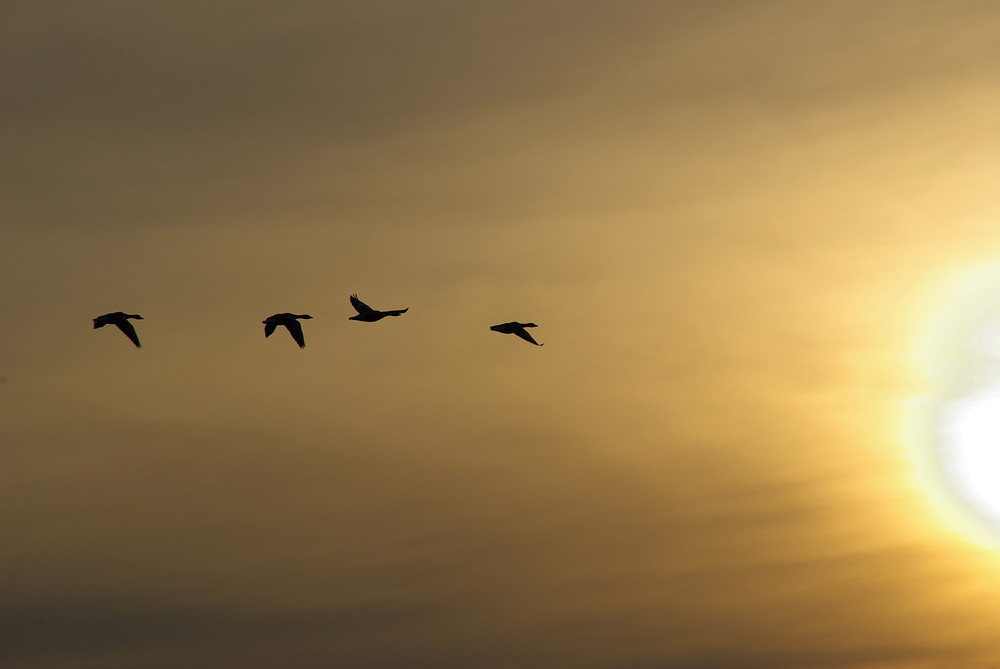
{"left": 938, "top": 389, "right": 1000, "bottom": 527}
{"left": 911, "top": 262, "right": 1000, "bottom": 545}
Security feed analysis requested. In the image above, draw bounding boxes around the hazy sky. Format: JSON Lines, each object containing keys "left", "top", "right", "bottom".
{"left": 4, "top": 2, "right": 1000, "bottom": 667}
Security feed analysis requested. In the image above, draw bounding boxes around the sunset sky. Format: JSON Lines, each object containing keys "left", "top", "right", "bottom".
{"left": 4, "top": 2, "right": 1000, "bottom": 667}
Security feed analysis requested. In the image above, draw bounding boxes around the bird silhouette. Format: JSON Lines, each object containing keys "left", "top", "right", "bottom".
{"left": 263, "top": 313, "right": 313, "bottom": 348}
{"left": 93, "top": 312, "right": 144, "bottom": 348}
{"left": 348, "top": 294, "right": 408, "bottom": 322}
{"left": 490, "top": 322, "right": 543, "bottom": 346}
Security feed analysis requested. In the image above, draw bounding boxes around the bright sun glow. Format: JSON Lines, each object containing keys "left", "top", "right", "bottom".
{"left": 911, "top": 261, "right": 1000, "bottom": 544}
{"left": 939, "top": 390, "right": 1000, "bottom": 525}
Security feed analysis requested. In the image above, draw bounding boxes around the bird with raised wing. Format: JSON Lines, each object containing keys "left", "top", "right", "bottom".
{"left": 490, "top": 322, "right": 543, "bottom": 346}
{"left": 263, "top": 313, "right": 313, "bottom": 348}
{"left": 348, "top": 294, "right": 408, "bottom": 322}
{"left": 93, "top": 312, "right": 144, "bottom": 348}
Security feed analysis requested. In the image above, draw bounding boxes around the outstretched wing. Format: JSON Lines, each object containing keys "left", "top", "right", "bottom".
{"left": 115, "top": 320, "right": 142, "bottom": 348}
{"left": 512, "top": 326, "right": 542, "bottom": 346}
{"left": 350, "top": 294, "right": 374, "bottom": 315}
{"left": 284, "top": 321, "right": 306, "bottom": 348}
{"left": 93, "top": 312, "right": 116, "bottom": 329}
{"left": 385, "top": 308, "right": 408, "bottom": 317}
{"left": 264, "top": 321, "right": 277, "bottom": 338}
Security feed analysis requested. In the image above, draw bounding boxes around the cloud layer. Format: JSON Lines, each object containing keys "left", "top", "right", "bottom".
{"left": 4, "top": 1, "right": 1000, "bottom": 667}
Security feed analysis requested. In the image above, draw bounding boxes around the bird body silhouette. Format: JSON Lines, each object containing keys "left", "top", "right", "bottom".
{"left": 93, "top": 312, "right": 144, "bottom": 348}
{"left": 263, "top": 313, "right": 313, "bottom": 348}
{"left": 490, "top": 322, "right": 543, "bottom": 346}
{"left": 348, "top": 294, "right": 408, "bottom": 322}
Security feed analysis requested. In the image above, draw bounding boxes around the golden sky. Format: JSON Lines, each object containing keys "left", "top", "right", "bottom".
{"left": 3, "top": 1, "right": 1000, "bottom": 667}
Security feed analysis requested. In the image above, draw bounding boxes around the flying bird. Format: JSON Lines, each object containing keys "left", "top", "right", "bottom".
{"left": 490, "top": 322, "right": 543, "bottom": 346}
{"left": 93, "top": 312, "right": 144, "bottom": 348}
{"left": 263, "top": 313, "right": 313, "bottom": 348}
{"left": 348, "top": 294, "right": 408, "bottom": 322}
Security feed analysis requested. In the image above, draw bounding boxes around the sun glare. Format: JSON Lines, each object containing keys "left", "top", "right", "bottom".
{"left": 939, "top": 390, "right": 1000, "bottom": 526}
{"left": 911, "top": 262, "right": 1000, "bottom": 545}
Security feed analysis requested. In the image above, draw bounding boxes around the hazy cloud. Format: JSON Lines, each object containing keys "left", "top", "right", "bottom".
{"left": 4, "top": 1, "right": 1000, "bottom": 667}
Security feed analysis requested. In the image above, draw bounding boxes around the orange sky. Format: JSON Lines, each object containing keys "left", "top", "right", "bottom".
{"left": 3, "top": 2, "right": 1000, "bottom": 667}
